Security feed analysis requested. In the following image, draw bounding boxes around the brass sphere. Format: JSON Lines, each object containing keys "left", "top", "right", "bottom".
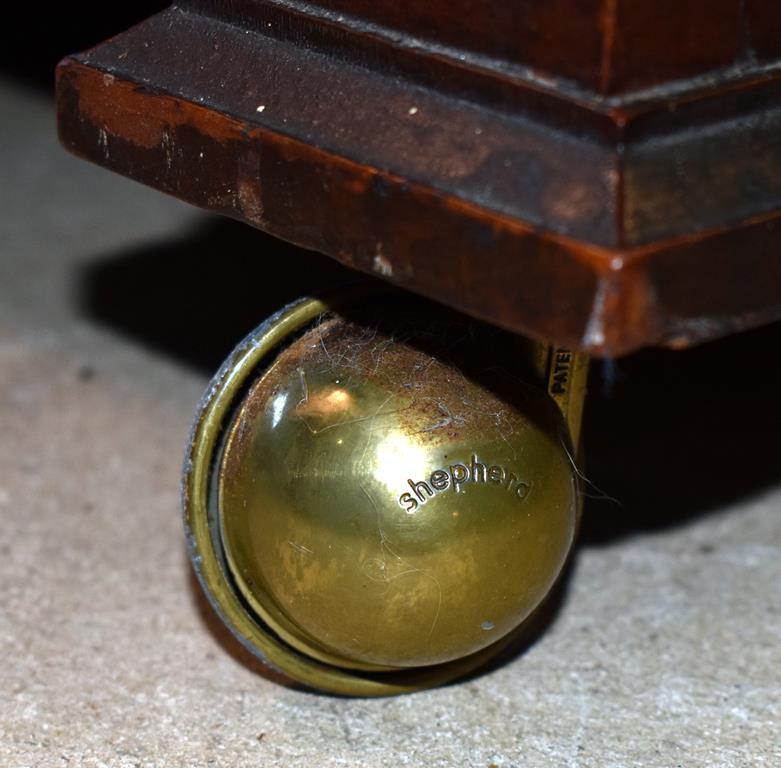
{"left": 184, "top": 292, "right": 584, "bottom": 695}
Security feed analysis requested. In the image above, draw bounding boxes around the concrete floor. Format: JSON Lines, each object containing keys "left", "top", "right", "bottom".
{"left": 1, "top": 77, "right": 779, "bottom": 767}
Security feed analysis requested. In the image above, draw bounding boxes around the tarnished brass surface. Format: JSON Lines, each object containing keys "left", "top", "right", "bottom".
{"left": 184, "top": 291, "right": 588, "bottom": 695}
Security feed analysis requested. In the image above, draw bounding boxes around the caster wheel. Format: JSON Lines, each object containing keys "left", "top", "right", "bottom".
{"left": 184, "top": 289, "right": 588, "bottom": 695}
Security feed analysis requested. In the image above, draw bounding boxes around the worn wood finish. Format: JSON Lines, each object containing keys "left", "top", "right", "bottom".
{"left": 56, "top": 2, "right": 781, "bottom": 356}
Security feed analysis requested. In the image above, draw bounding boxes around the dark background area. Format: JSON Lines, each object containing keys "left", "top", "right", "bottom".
{"left": 1, "top": 3, "right": 168, "bottom": 89}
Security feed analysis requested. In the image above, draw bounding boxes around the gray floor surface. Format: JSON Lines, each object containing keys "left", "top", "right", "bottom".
{"left": 1, "top": 78, "right": 779, "bottom": 767}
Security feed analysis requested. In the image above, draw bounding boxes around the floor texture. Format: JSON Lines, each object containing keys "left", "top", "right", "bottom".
{"left": 1, "top": 78, "right": 779, "bottom": 767}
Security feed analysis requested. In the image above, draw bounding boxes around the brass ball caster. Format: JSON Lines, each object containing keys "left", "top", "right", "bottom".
{"left": 184, "top": 289, "right": 587, "bottom": 696}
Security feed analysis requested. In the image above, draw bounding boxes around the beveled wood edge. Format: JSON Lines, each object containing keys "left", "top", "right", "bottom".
{"left": 66, "top": 6, "right": 781, "bottom": 252}
{"left": 184, "top": 0, "right": 781, "bottom": 113}
{"left": 57, "top": 56, "right": 781, "bottom": 356}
